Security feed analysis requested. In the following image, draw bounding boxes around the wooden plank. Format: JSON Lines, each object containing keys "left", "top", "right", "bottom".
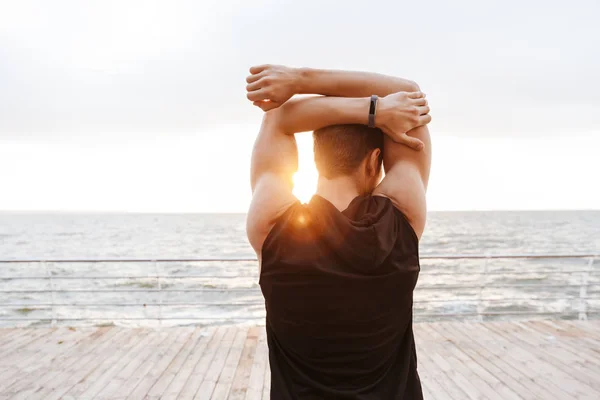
{"left": 424, "top": 346, "right": 478, "bottom": 399}
{"left": 493, "top": 320, "right": 600, "bottom": 395}
{"left": 2, "top": 326, "right": 55, "bottom": 347}
{"left": 514, "top": 321, "right": 600, "bottom": 387}
{"left": 126, "top": 327, "right": 195, "bottom": 399}
{"left": 5, "top": 327, "right": 120, "bottom": 398}
{"left": 3, "top": 327, "right": 121, "bottom": 397}
{"left": 0, "top": 329, "right": 77, "bottom": 391}
{"left": 480, "top": 321, "right": 582, "bottom": 399}
{"left": 34, "top": 328, "right": 145, "bottom": 400}
{"left": 60, "top": 328, "right": 158, "bottom": 399}
{"left": 0, "top": 326, "right": 83, "bottom": 381}
{"left": 531, "top": 320, "right": 600, "bottom": 361}
{"left": 194, "top": 326, "right": 239, "bottom": 399}
{"left": 177, "top": 326, "right": 227, "bottom": 399}
{"left": 473, "top": 321, "right": 574, "bottom": 399}
{"left": 420, "top": 324, "right": 483, "bottom": 400}
{"left": 228, "top": 326, "right": 260, "bottom": 400}
{"left": 413, "top": 326, "right": 451, "bottom": 400}
{"left": 445, "top": 321, "right": 523, "bottom": 400}
{"left": 428, "top": 322, "right": 521, "bottom": 400}
{"left": 433, "top": 321, "right": 533, "bottom": 400}
{"left": 262, "top": 358, "right": 270, "bottom": 400}
{"left": 102, "top": 328, "right": 174, "bottom": 399}
{"left": 0, "top": 327, "right": 38, "bottom": 350}
{"left": 2, "top": 321, "right": 600, "bottom": 399}
{"left": 159, "top": 328, "right": 215, "bottom": 400}
{"left": 420, "top": 383, "right": 436, "bottom": 400}
{"left": 559, "top": 320, "right": 600, "bottom": 356}
{"left": 417, "top": 323, "right": 471, "bottom": 399}
{"left": 532, "top": 321, "right": 600, "bottom": 365}
{"left": 245, "top": 328, "right": 268, "bottom": 400}
{"left": 559, "top": 320, "right": 600, "bottom": 344}
{"left": 0, "top": 327, "right": 17, "bottom": 338}
{"left": 211, "top": 327, "right": 249, "bottom": 399}
{"left": 140, "top": 327, "right": 204, "bottom": 398}
{"left": 0, "top": 328, "right": 55, "bottom": 360}
{"left": 0, "top": 328, "right": 21, "bottom": 346}
{"left": 568, "top": 320, "right": 600, "bottom": 340}
{"left": 451, "top": 321, "right": 560, "bottom": 400}
{"left": 417, "top": 349, "right": 457, "bottom": 400}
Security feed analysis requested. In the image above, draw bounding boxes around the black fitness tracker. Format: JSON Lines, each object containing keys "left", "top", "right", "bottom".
{"left": 368, "top": 95, "right": 378, "bottom": 128}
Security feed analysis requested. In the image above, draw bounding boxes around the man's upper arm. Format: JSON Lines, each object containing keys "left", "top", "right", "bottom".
{"left": 247, "top": 112, "right": 298, "bottom": 255}
{"left": 373, "top": 125, "right": 432, "bottom": 239}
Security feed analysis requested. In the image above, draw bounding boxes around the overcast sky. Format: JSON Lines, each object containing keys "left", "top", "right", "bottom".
{"left": 1, "top": 0, "right": 599, "bottom": 212}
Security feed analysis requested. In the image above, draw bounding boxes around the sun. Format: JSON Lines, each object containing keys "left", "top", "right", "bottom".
{"left": 293, "top": 169, "right": 318, "bottom": 203}
{"left": 292, "top": 134, "right": 318, "bottom": 203}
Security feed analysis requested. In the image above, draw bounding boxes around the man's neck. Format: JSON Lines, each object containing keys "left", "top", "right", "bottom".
{"left": 315, "top": 175, "right": 362, "bottom": 211}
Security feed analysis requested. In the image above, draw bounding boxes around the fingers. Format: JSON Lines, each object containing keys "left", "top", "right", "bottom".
{"left": 247, "top": 89, "right": 270, "bottom": 102}
{"left": 253, "top": 100, "right": 280, "bottom": 111}
{"left": 246, "top": 71, "right": 265, "bottom": 84}
{"left": 249, "top": 64, "right": 269, "bottom": 74}
{"left": 246, "top": 78, "right": 263, "bottom": 92}
{"left": 407, "top": 91, "right": 425, "bottom": 99}
{"left": 399, "top": 133, "right": 425, "bottom": 151}
{"left": 412, "top": 97, "right": 428, "bottom": 106}
{"left": 417, "top": 105, "right": 430, "bottom": 115}
{"left": 419, "top": 114, "right": 432, "bottom": 125}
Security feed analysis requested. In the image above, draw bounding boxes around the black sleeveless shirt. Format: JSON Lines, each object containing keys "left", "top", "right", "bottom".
{"left": 260, "top": 194, "right": 422, "bottom": 400}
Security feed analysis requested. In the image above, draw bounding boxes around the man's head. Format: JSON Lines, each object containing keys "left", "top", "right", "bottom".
{"left": 313, "top": 124, "right": 384, "bottom": 194}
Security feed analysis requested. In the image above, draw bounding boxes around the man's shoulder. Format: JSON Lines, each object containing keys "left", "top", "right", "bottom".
{"left": 247, "top": 174, "right": 299, "bottom": 255}
{"left": 372, "top": 172, "right": 426, "bottom": 240}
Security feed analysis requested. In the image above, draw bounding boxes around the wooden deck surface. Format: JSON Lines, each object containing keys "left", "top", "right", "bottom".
{"left": 0, "top": 320, "right": 599, "bottom": 399}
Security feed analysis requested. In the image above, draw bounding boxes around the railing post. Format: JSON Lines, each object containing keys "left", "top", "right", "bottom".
{"left": 44, "top": 261, "right": 57, "bottom": 326}
{"left": 477, "top": 254, "right": 490, "bottom": 322}
{"left": 154, "top": 260, "right": 162, "bottom": 326}
{"left": 579, "top": 256, "right": 594, "bottom": 321}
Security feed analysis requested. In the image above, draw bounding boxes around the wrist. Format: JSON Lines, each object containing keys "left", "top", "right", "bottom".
{"left": 373, "top": 95, "right": 387, "bottom": 129}
{"left": 355, "top": 97, "right": 372, "bottom": 126}
{"left": 294, "top": 67, "right": 317, "bottom": 94}
{"left": 333, "top": 97, "right": 371, "bottom": 126}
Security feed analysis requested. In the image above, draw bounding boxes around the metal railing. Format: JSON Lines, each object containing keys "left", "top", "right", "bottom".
{"left": 0, "top": 253, "right": 597, "bottom": 325}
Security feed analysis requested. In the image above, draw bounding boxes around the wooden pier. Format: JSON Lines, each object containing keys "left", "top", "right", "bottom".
{"left": 0, "top": 320, "right": 599, "bottom": 399}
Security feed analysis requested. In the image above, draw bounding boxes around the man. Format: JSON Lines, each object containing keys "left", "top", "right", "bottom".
{"left": 245, "top": 65, "right": 431, "bottom": 400}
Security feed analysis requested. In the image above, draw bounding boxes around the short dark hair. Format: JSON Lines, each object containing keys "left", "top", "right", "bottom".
{"left": 313, "top": 124, "right": 384, "bottom": 178}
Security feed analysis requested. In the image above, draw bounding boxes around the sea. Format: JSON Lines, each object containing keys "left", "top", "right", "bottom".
{"left": 1, "top": 211, "right": 599, "bottom": 327}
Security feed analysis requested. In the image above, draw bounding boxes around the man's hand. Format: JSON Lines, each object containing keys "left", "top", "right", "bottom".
{"left": 376, "top": 92, "right": 431, "bottom": 150}
{"left": 245, "top": 65, "right": 432, "bottom": 151}
{"left": 246, "top": 64, "right": 300, "bottom": 111}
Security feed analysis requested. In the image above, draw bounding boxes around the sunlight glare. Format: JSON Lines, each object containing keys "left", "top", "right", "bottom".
{"left": 292, "top": 134, "right": 318, "bottom": 203}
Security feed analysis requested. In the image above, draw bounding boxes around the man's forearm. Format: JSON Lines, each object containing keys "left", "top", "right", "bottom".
{"left": 295, "top": 68, "right": 419, "bottom": 98}
{"left": 269, "top": 96, "right": 370, "bottom": 135}
{"left": 247, "top": 64, "right": 429, "bottom": 149}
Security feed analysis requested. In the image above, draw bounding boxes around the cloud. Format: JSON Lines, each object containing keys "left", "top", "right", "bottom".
{"left": 0, "top": 1, "right": 599, "bottom": 211}
{"left": 0, "top": 0, "right": 599, "bottom": 138}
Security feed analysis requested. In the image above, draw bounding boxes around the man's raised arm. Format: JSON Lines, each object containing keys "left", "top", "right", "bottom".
{"left": 247, "top": 70, "right": 430, "bottom": 255}
{"left": 247, "top": 65, "right": 421, "bottom": 107}
{"left": 247, "top": 65, "right": 430, "bottom": 150}
{"left": 247, "top": 65, "right": 432, "bottom": 240}
{"left": 247, "top": 93, "right": 428, "bottom": 254}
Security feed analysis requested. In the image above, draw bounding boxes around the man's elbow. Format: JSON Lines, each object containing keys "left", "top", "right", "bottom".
{"left": 261, "top": 103, "right": 296, "bottom": 135}
{"left": 390, "top": 78, "right": 420, "bottom": 94}
{"left": 261, "top": 107, "right": 280, "bottom": 124}
{"left": 260, "top": 107, "right": 286, "bottom": 132}
{"left": 405, "top": 80, "right": 420, "bottom": 93}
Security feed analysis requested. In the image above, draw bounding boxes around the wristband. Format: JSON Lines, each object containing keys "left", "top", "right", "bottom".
{"left": 368, "top": 95, "right": 378, "bottom": 128}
